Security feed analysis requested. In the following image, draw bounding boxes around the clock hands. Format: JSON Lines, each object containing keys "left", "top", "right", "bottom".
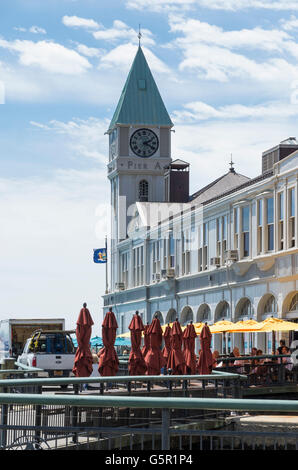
{"left": 143, "top": 137, "right": 154, "bottom": 145}
{"left": 143, "top": 138, "right": 156, "bottom": 151}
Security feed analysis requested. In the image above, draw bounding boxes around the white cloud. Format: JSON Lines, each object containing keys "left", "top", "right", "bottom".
{"left": 171, "top": 119, "right": 298, "bottom": 193}
{"left": 281, "top": 15, "right": 298, "bottom": 30}
{"left": 170, "top": 18, "right": 291, "bottom": 53}
{"left": 29, "top": 26, "right": 47, "bottom": 34}
{"left": 125, "top": 0, "right": 298, "bottom": 12}
{"left": 0, "top": 56, "right": 125, "bottom": 105}
{"left": 30, "top": 117, "right": 109, "bottom": 162}
{"left": 172, "top": 100, "right": 298, "bottom": 122}
{"left": 13, "top": 26, "right": 46, "bottom": 34}
{"left": 0, "top": 39, "right": 91, "bottom": 75}
{"left": 125, "top": 0, "right": 195, "bottom": 12}
{"left": 196, "top": 0, "right": 298, "bottom": 11}
{"left": 13, "top": 27, "right": 27, "bottom": 32}
{"left": 167, "top": 16, "right": 298, "bottom": 82}
{"left": 99, "top": 43, "right": 171, "bottom": 74}
{"left": 93, "top": 20, "right": 155, "bottom": 46}
{"left": 62, "top": 15, "right": 101, "bottom": 30}
{"left": 76, "top": 43, "right": 103, "bottom": 58}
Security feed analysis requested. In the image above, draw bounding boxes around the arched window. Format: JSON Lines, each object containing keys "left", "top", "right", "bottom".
{"left": 197, "top": 304, "right": 211, "bottom": 322}
{"left": 289, "top": 293, "right": 298, "bottom": 312}
{"left": 235, "top": 298, "right": 253, "bottom": 319}
{"left": 215, "top": 301, "right": 230, "bottom": 321}
{"left": 139, "top": 180, "right": 149, "bottom": 202}
{"left": 180, "top": 306, "right": 193, "bottom": 326}
{"left": 153, "top": 311, "right": 164, "bottom": 325}
{"left": 264, "top": 295, "right": 277, "bottom": 315}
{"left": 166, "top": 308, "right": 177, "bottom": 324}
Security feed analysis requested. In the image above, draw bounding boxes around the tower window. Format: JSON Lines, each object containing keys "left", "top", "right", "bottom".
{"left": 139, "top": 180, "right": 149, "bottom": 202}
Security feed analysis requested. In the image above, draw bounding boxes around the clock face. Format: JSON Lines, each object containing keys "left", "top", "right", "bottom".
{"left": 130, "top": 128, "right": 159, "bottom": 158}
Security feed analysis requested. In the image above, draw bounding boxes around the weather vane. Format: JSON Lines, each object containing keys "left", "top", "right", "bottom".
{"left": 229, "top": 154, "right": 235, "bottom": 173}
{"left": 138, "top": 24, "right": 142, "bottom": 47}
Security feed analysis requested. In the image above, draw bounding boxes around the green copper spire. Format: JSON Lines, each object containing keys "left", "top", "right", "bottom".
{"left": 108, "top": 46, "right": 173, "bottom": 132}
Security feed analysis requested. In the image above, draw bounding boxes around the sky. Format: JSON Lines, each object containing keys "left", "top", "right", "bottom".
{"left": 1, "top": 0, "right": 298, "bottom": 335}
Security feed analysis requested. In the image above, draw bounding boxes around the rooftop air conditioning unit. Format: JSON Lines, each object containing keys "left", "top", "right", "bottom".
{"left": 166, "top": 268, "right": 175, "bottom": 278}
{"left": 115, "top": 282, "right": 125, "bottom": 291}
{"left": 152, "top": 273, "right": 161, "bottom": 283}
{"left": 225, "top": 250, "right": 238, "bottom": 262}
{"left": 210, "top": 257, "right": 221, "bottom": 267}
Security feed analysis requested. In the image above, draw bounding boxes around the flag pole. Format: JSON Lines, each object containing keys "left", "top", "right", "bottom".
{"left": 105, "top": 235, "right": 108, "bottom": 294}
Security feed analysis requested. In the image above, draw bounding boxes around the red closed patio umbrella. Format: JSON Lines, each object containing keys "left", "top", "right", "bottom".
{"left": 128, "top": 311, "right": 147, "bottom": 376}
{"left": 141, "top": 323, "right": 150, "bottom": 359}
{"left": 167, "top": 319, "right": 185, "bottom": 375}
{"left": 197, "top": 323, "right": 213, "bottom": 375}
{"left": 162, "top": 324, "right": 172, "bottom": 363}
{"left": 98, "top": 307, "right": 119, "bottom": 376}
{"left": 72, "top": 303, "right": 94, "bottom": 377}
{"left": 144, "top": 316, "right": 165, "bottom": 375}
{"left": 183, "top": 321, "right": 197, "bottom": 375}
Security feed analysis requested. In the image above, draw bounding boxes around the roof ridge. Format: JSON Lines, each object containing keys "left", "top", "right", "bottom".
{"left": 190, "top": 170, "right": 250, "bottom": 201}
{"left": 190, "top": 172, "right": 230, "bottom": 200}
{"left": 202, "top": 170, "right": 273, "bottom": 206}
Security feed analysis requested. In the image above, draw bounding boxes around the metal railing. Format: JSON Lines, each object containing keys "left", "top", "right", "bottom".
{"left": 0, "top": 391, "right": 298, "bottom": 450}
{"left": 0, "top": 370, "right": 246, "bottom": 399}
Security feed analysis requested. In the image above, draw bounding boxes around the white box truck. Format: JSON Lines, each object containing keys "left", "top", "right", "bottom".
{"left": 0, "top": 318, "right": 65, "bottom": 359}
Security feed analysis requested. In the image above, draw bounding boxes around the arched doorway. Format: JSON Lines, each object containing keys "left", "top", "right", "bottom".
{"left": 235, "top": 298, "right": 253, "bottom": 319}
{"left": 257, "top": 293, "right": 278, "bottom": 353}
{"left": 180, "top": 306, "right": 193, "bottom": 326}
{"left": 282, "top": 291, "right": 298, "bottom": 344}
{"left": 214, "top": 301, "right": 230, "bottom": 322}
{"left": 257, "top": 293, "right": 278, "bottom": 320}
{"left": 165, "top": 308, "right": 177, "bottom": 324}
{"left": 153, "top": 311, "right": 164, "bottom": 325}
{"left": 282, "top": 291, "right": 298, "bottom": 319}
{"left": 197, "top": 304, "right": 211, "bottom": 323}
{"left": 214, "top": 301, "right": 230, "bottom": 354}
{"left": 234, "top": 298, "right": 254, "bottom": 354}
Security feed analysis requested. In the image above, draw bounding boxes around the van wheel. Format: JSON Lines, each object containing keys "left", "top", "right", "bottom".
{"left": 60, "top": 385, "right": 68, "bottom": 390}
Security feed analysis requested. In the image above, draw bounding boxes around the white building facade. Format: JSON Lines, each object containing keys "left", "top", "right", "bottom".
{"left": 103, "top": 46, "right": 298, "bottom": 354}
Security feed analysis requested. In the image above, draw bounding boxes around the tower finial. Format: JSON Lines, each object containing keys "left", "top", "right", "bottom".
{"left": 229, "top": 154, "right": 235, "bottom": 173}
{"left": 138, "top": 24, "right": 142, "bottom": 47}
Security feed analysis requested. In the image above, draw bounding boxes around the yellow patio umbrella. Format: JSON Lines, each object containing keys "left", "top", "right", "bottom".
{"left": 161, "top": 322, "right": 173, "bottom": 333}
{"left": 258, "top": 317, "right": 298, "bottom": 332}
{"left": 257, "top": 317, "right": 298, "bottom": 354}
{"left": 161, "top": 322, "right": 187, "bottom": 333}
{"left": 117, "top": 332, "right": 130, "bottom": 338}
{"left": 209, "top": 320, "right": 235, "bottom": 334}
{"left": 227, "top": 319, "right": 263, "bottom": 333}
{"left": 193, "top": 322, "right": 204, "bottom": 334}
{"left": 224, "top": 319, "right": 263, "bottom": 356}
{"left": 208, "top": 320, "right": 235, "bottom": 355}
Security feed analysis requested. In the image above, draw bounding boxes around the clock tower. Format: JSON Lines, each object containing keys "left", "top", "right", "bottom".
{"left": 106, "top": 45, "right": 173, "bottom": 290}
